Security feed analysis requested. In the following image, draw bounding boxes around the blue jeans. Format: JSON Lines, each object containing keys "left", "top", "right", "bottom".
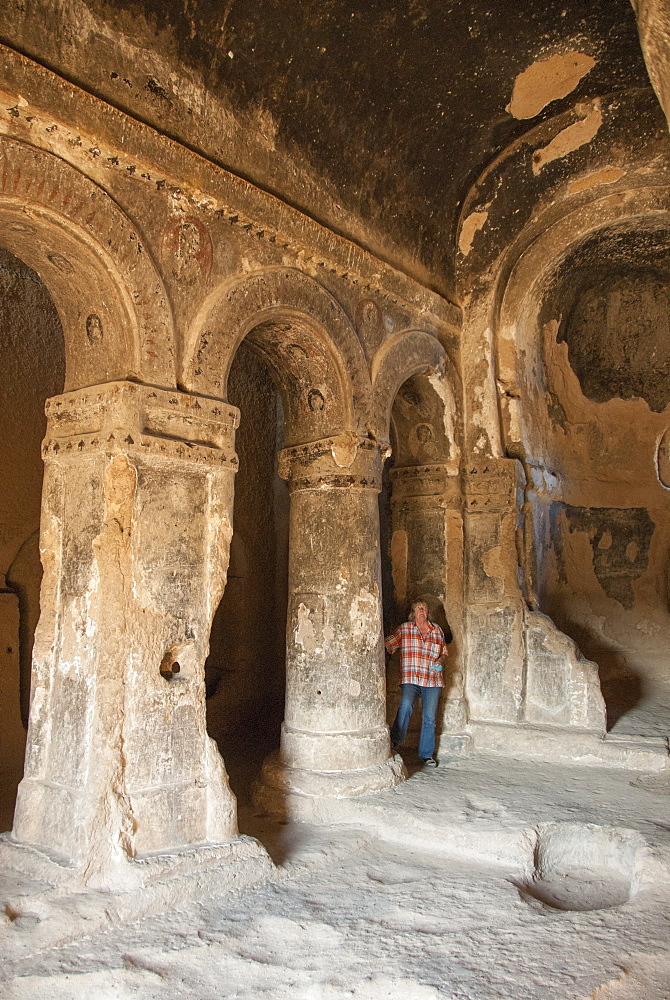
{"left": 391, "top": 684, "right": 441, "bottom": 759}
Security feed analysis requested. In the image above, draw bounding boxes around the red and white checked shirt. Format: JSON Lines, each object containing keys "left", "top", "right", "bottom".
{"left": 384, "top": 621, "right": 448, "bottom": 687}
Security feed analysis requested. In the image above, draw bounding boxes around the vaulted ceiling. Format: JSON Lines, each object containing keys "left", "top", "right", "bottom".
{"left": 1, "top": 0, "right": 655, "bottom": 298}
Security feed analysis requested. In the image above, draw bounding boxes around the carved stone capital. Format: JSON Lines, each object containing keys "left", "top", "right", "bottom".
{"left": 464, "top": 458, "right": 519, "bottom": 514}
{"left": 390, "top": 463, "right": 460, "bottom": 510}
{"left": 42, "top": 381, "right": 240, "bottom": 470}
{"left": 278, "top": 432, "right": 383, "bottom": 492}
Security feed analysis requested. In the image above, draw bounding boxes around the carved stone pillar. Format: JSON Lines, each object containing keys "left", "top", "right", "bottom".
{"left": 463, "top": 458, "right": 526, "bottom": 724}
{"left": 12, "top": 381, "right": 268, "bottom": 887}
{"left": 463, "top": 459, "right": 606, "bottom": 742}
{"left": 389, "top": 464, "right": 468, "bottom": 744}
{"left": 258, "top": 433, "right": 405, "bottom": 814}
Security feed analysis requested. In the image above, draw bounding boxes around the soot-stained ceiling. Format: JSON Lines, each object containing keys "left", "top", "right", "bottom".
{"left": 1, "top": 0, "right": 654, "bottom": 298}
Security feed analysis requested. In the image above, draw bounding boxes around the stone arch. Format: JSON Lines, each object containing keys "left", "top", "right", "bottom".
{"left": 376, "top": 332, "right": 467, "bottom": 746}
{"left": 181, "top": 267, "right": 372, "bottom": 446}
{"left": 375, "top": 333, "right": 461, "bottom": 619}
{"left": 0, "top": 136, "right": 175, "bottom": 390}
{"left": 495, "top": 186, "right": 670, "bottom": 371}
{"left": 493, "top": 184, "right": 670, "bottom": 457}
{"left": 371, "top": 330, "right": 456, "bottom": 451}
{"left": 389, "top": 374, "right": 455, "bottom": 471}
{"left": 492, "top": 186, "right": 670, "bottom": 735}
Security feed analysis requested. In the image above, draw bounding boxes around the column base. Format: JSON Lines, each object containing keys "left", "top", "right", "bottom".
{"left": 280, "top": 723, "right": 392, "bottom": 771}
{"left": 0, "top": 833, "right": 273, "bottom": 961}
{"left": 254, "top": 751, "right": 407, "bottom": 821}
{"left": 13, "top": 763, "right": 238, "bottom": 867}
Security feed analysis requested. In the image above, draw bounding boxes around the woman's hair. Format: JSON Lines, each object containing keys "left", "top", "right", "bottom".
{"left": 408, "top": 600, "right": 429, "bottom": 621}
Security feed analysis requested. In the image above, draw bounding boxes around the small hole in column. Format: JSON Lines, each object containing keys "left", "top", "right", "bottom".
{"left": 316, "top": 689, "right": 322, "bottom": 695}
{"left": 160, "top": 648, "right": 186, "bottom": 682}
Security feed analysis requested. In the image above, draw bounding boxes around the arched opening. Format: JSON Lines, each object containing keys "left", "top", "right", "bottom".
{"left": 205, "top": 342, "right": 289, "bottom": 809}
{"left": 498, "top": 214, "right": 670, "bottom": 737}
{"left": 203, "top": 308, "right": 357, "bottom": 818}
{"left": 187, "top": 271, "right": 403, "bottom": 814}
{"left": 0, "top": 245, "right": 65, "bottom": 832}
{"left": 380, "top": 370, "right": 464, "bottom": 760}
{"left": 0, "top": 138, "right": 176, "bottom": 391}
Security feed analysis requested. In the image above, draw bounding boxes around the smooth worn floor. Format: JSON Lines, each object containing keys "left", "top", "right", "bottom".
{"left": 1, "top": 741, "right": 669, "bottom": 1000}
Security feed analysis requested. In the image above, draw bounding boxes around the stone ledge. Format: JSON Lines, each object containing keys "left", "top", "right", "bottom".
{"left": 437, "top": 733, "right": 474, "bottom": 757}
{"left": 468, "top": 721, "right": 669, "bottom": 771}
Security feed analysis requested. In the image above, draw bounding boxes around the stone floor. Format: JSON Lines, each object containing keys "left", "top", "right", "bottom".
{"left": 1, "top": 744, "right": 669, "bottom": 1000}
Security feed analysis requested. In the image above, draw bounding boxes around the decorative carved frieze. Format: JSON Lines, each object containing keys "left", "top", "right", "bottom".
{"left": 463, "top": 458, "right": 518, "bottom": 514}
{"left": 390, "top": 463, "right": 459, "bottom": 508}
{"left": 278, "top": 433, "right": 382, "bottom": 492}
{"left": 391, "top": 463, "right": 448, "bottom": 495}
{"left": 390, "top": 463, "right": 461, "bottom": 512}
{"left": 42, "top": 381, "right": 240, "bottom": 470}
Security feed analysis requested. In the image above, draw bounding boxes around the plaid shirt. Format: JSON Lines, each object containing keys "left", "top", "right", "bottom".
{"left": 385, "top": 621, "right": 447, "bottom": 687}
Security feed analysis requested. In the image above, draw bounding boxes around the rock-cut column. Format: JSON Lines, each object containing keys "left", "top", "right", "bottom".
{"left": 258, "top": 433, "right": 405, "bottom": 816}
{"left": 12, "top": 381, "right": 259, "bottom": 887}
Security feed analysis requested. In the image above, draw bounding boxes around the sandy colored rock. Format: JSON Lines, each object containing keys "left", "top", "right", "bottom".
{"left": 507, "top": 51, "right": 596, "bottom": 120}
{"left": 0, "top": 3, "right": 667, "bottom": 994}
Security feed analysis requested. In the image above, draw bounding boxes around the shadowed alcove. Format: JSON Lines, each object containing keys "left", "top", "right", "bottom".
{"left": 0, "top": 245, "right": 65, "bottom": 831}
{"left": 380, "top": 370, "right": 459, "bottom": 753}
{"left": 200, "top": 294, "right": 360, "bottom": 814}
{"left": 205, "top": 342, "right": 289, "bottom": 804}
